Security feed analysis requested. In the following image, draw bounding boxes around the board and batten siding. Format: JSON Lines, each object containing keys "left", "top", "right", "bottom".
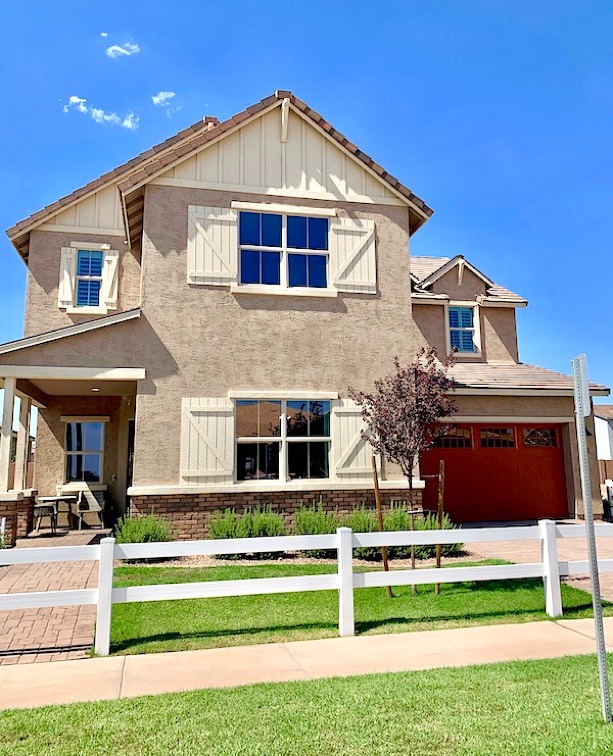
{"left": 39, "top": 184, "right": 125, "bottom": 234}
{"left": 154, "top": 107, "right": 400, "bottom": 204}
{"left": 179, "top": 397, "right": 373, "bottom": 487}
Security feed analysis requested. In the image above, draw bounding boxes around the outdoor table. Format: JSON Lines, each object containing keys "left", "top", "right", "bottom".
{"left": 36, "top": 495, "right": 79, "bottom": 533}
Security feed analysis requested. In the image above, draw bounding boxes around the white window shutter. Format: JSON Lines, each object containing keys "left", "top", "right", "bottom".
{"left": 101, "top": 249, "right": 119, "bottom": 310}
{"left": 180, "top": 398, "right": 235, "bottom": 485}
{"left": 329, "top": 217, "right": 376, "bottom": 294}
{"left": 58, "top": 247, "right": 77, "bottom": 309}
{"left": 187, "top": 205, "right": 238, "bottom": 286}
{"left": 331, "top": 399, "right": 372, "bottom": 481}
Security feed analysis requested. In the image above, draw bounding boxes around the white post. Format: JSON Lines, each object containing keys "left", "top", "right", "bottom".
{"left": 337, "top": 526, "right": 355, "bottom": 637}
{"left": 14, "top": 397, "right": 31, "bottom": 491}
{"left": 95, "top": 536, "right": 115, "bottom": 656}
{"left": 539, "top": 519, "right": 562, "bottom": 617}
{"left": 0, "top": 378, "right": 16, "bottom": 493}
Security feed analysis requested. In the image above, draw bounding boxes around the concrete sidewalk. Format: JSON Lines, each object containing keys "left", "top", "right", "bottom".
{"left": 1, "top": 617, "right": 611, "bottom": 711}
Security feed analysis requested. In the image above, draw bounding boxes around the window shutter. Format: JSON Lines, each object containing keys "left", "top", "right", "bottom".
{"left": 58, "top": 247, "right": 77, "bottom": 309}
{"left": 101, "top": 249, "right": 119, "bottom": 310}
{"left": 187, "top": 206, "right": 238, "bottom": 286}
{"left": 180, "top": 398, "right": 235, "bottom": 485}
{"left": 331, "top": 399, "right": 371, "bottom": 481}
{"left": 329, "top": 217, "right": 376, "bottom": 294}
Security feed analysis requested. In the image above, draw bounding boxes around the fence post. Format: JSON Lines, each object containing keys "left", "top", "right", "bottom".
{"left": 95, "top": 536, "right": 115, "bottom": 655}
{"left": 539, "top": 519, "right": 562, "bottom": 617}
{"left": 337, "top": 527, "right": 355, "bottom": 637}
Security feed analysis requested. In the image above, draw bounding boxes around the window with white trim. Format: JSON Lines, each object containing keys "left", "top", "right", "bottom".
{"left": 449, "top": 306, "right": 477, "bottom": 353}
{"left": 58, "top": 243, "right": 119, "bottom": 313}
{"left": 65, "top": 421, "right": 104, "bottom": 483}
{"left": 235, "top": 399, "right": 331, "bottom": 481}
{"left": 239, "top": 211, "right": 328, "bottom": 289}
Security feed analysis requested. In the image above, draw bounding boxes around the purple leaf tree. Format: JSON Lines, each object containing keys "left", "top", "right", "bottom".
{"left": 349, "top": 347, "right": 457, "bottom": 502}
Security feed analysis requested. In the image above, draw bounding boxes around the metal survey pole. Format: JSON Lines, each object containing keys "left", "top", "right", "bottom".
{"left": 572, "top": 353, "right": 611, "bottom": 723}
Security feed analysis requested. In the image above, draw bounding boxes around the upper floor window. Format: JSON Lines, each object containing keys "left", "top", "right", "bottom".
{"left": 239, "top": 212, "right": 328, "bottom": 289}
{"left": 449, "top": 306, "right": 477, "bottom": 353}
{"left": 58, "top": 243, "right": 119, "bottom": 314}
{"left": 76, "top": 250, "right": 103, "bottom": 307}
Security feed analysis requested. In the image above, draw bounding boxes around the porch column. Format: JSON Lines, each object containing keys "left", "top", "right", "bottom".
{"left": 0, "top": 377, "right": 16, "bottom": 492}
{"left": 14, "top": 397, "right": 31, "bottom": 491}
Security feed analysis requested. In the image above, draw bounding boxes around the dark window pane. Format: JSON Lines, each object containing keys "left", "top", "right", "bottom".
{"left": 81, "top": 423, "right": 103, "bottom": 451}
{"left": 237, "top": 442, "right": 279, "bottom": 480}
{"left": 308, "top": 255, "right": 327, "bottom": 288}
{"left": 288, "top": 441, "right": 329, "bottom": 479}
{"left": 261, "top": 214, "right": 282, "bottom": 247}
{"left": 523, "top": 428, "right": 557, "bottom": 448}
{"left": 65, "top": 453, "right": 101, "bottom": 482}
{"left": 286, "top": 401, "right": 330, "bottom": 437}
{"left": 66, "top": 454, "right": 81, "bottom": 481}
{"left": 240, "top": 212, "right": 260, "bottom": 245}
{"left": 77, "top": 279, "right": 101, "bottom": 306}
{"left": 261, "top": 252, "right": 281, "bottom": 285}
{"left": 288, "top": 254, "right": 307, "bottom": 287}
{"left": 240, "top": 250, "right": 260, "bottom": 284}
{"left": 81, "top": 454, "right": 102, "bottom": 481}
{"left": 460, "top": 331, "right": 475, "bottom": 352}
{"left": 287, "top": 216, "right": 307, "bottom": 248}
{"left": 88, "top": 252, "right": 103, "bottom": 277}
{"left": 66, "top": 423, "right": 81, "bottom": 452}
{"left": 480, "top": 428, "right": 515, "bottom": 448}
{"left": 308, "top": 218, "right": 328, "bottom": 250}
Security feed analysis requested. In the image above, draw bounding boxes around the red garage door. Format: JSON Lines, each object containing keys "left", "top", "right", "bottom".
{"left": 421, "top": 424, "right": 569, "bottom": 522}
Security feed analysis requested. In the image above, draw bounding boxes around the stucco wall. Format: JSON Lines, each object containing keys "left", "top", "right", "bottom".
{"left": 24, "top": 229, "right": 141, "bottom": 337}
{"left": 130, "top": 185, "right": 413, "bottom": 486}
{"left": 431, "top": 266, "right": 487, "bottom": 300}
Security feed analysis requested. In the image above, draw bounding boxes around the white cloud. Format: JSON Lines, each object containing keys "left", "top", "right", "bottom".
{"left": 122, "top": 112, "right": 139, "bottom": 131}
{"left": 100, "top": 32, "right": 108, "bottom": 37}
{"left": 152, "top": 91, "right": 176, "bottom": 106}
{"left": 63, "top": 96, "right": 139, "bottom": 130}
{"left": 106, "top": 42, "right": 140, "bottom": 59}
{"left": 63, "top": 95, "right": 88, "bottom": 114}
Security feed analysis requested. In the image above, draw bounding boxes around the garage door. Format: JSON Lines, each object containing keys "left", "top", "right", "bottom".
{"left": 420, "top": 424, "right": 569, "bottom": 522}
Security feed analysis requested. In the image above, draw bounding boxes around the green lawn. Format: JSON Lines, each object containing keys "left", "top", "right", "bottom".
{"left": 2, "top": 655, "right": 613, "bottom": 755}
{"left": 109, "top": 561, "right": 606, "bottom": 655}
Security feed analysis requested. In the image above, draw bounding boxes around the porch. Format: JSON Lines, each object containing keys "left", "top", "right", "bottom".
{"left": 0, "top": 366, "right": 145, "bottom": 544}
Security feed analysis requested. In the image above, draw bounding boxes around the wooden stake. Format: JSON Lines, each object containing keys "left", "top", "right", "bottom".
{"left": 410, "top": 508, "right": 416, "bottom": 595}
{"left": 435, "top": 459, "right": 445, "bottom": 595}
{"left": 372, "top": 455, "right": 393, "bottom": 598}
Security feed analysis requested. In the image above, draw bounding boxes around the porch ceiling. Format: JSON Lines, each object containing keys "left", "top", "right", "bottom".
{"left": 30, "top": 379, "right": 137, "bottom": 397}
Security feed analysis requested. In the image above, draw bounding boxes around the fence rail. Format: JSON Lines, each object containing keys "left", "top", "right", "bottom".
{"left": 1, "top": 519, "right": 613, "bottom": 656}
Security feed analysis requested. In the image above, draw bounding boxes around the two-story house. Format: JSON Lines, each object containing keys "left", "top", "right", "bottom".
{"left": 0, "top": 91, "right": 606, "bottom": 541}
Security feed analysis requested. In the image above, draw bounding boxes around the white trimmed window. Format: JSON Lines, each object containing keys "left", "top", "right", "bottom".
{"left": 235, "top": 399, "right": 331, "bottom": 481}
{"left": 187, "top": 204, "right": 377, "bottom": 295}
{"left": 58, "top": 242, "right": 119, "bottom": 314}
{"left": 447, "top": 304, "right": 481, "bottom": 354}
{"left": 64, "top": 421, "right": 105, "bottom": 483}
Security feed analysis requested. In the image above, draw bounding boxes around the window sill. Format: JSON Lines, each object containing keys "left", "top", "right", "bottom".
{"left": 64, "top": 306, "right": 109, "bottom": 316}
{"left": 452, "top": 351, "right": 483, "bottom": 361}
{"left": 230, "top": 284, "right": 338, "bottom": 299}
{"left": 60, "top": 483, "right": 107, "bottom": 493}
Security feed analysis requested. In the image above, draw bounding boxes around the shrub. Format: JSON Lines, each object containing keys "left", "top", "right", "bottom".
{"left": 412, "top": 512, "right": 463, "bottom": 559}
{"left": 341, "top": 505, "right": 380, "bottom": 560}
{"left": 295, "top": 500, "right": 340, "bottom": 558}
{"left": 208, "top": 506, "right": 286, "bottom": 559}
{"left": 114, "top": 513, "right": 173, "bottom": 544}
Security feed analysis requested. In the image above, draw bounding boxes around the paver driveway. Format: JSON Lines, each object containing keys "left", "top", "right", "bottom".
{"left": 0, "top": 529, "right": 109, "bottom": 665}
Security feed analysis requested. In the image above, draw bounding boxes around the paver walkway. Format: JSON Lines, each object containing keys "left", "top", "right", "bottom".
{"left": 0, "top": 617, "right": 610, "bottom": 710}
{"left": 0, "top": 529, "right": 109, "bottom": 665}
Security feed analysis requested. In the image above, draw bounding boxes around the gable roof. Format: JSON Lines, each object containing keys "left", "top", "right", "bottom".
{"left": 410, "top": 255, "right": 527, "bottom": 305}
{"left": 7, "top": 91, "right": 434, "bottom": 262}
{"left": 594, "top": 405, "right": 613, "bottom": 421}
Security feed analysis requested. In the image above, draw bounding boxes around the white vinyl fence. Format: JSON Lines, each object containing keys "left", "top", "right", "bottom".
{"left": 1, "top": 520, "right": 613, "bottom": 656}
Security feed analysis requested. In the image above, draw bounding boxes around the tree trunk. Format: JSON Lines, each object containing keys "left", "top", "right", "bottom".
{"left": 408, "top": 460, "right": 416, "bottom": 596}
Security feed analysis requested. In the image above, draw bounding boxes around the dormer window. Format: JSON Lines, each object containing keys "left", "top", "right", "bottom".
{"left": 448, "top": 305, "right": 479, "bottom": 354}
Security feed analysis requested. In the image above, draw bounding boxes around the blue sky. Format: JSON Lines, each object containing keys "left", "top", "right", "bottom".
{"left": 0, "top": 1, "right": 611, "bottom": 396}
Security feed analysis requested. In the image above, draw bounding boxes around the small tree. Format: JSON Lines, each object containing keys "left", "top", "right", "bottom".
{"left": 349, "top": 347, "right": 457, "bottom": 501}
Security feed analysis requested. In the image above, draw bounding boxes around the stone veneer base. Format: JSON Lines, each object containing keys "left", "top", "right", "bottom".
{"left": 0, "top": 493, "right": 35, "bottom": 547}
{"left": 130, "top": 488, "right": 422, "bottom": 541}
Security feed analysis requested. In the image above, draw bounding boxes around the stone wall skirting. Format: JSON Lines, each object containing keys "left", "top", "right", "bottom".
{"left": 0, "top": 494, "right": 35, "bottom": 547}
{"left": 130, "top": 488, "right": 421, "bottom": 541}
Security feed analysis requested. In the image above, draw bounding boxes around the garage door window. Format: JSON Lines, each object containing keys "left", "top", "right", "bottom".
{"left": 523, "top": 428, "right": 557, "bottom": 448}
{"left": 480, "top": 428, "right": 515, "bottom": 448}
{"left": 435, "top": 427, "right": 472, "bottom": 448}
